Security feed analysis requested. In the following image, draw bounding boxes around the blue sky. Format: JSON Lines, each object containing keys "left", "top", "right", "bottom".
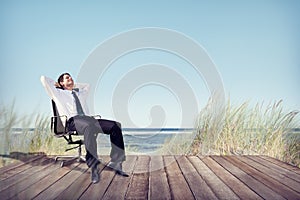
{"left": 0, "top": 1, "right": 299, "bottom": 128}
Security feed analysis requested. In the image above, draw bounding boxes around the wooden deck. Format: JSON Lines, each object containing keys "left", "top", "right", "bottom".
{"left": 0, "top": 154, "right": 299, "bottom": 200}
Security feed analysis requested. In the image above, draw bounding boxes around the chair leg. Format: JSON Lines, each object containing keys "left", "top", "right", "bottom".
{"left": 58, "top": 156, "right": 80, "bottom": 167}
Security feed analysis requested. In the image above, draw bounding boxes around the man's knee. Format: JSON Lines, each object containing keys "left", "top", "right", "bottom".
{"left": 115, "top": 121, "right": 121, "bottom": 129}
{"left": 111, "top": 122, "right": 122, "bottom": 135}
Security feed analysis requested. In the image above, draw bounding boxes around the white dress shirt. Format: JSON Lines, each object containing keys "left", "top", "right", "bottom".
{"left": 40, "top": 75, "right": 90, "bottom": 119}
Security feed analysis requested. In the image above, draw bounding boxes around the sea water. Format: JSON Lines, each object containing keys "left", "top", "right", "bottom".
{"left": 97, "top": 128, "right": 195, "bottom": 155}
{"left": 0, "top": 128, "right": 195, "bottom": 155}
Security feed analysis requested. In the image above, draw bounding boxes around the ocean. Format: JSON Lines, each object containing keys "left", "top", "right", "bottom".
{"left": 0, "top": 128, "right": 196, "bottom": 155}
{"left": 97, "top": 128, "right": 195, "bottom": 155}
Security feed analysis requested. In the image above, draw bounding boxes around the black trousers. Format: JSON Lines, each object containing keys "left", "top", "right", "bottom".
{"left": 68, "top": 115, "right": 126, "bottom": 168}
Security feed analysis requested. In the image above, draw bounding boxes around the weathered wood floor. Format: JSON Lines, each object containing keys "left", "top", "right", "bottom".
{"left": 0, "top": 154, "right": 299, "bottom": 200}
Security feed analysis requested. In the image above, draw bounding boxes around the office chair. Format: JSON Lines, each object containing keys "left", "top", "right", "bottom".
{"left": 50, "top": 100, "right": 85, "bottom": 167}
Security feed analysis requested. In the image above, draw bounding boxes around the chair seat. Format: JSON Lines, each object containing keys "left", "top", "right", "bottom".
{"left": 54, "top": 131, "right": 78, "bottom": 138}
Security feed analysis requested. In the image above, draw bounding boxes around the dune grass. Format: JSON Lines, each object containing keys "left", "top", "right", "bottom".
{"left": 193, "top": 99, "right": 300, "bottom": 167}
{"left": 0, "top": 102, "right": 70, "bottom": 167}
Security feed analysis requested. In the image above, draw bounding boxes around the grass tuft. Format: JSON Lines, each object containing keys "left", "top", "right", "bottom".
{"left": 193, "top": 99, "right": 299, "bottom": 167}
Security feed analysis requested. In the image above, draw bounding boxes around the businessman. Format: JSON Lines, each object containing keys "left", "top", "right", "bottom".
{"left": 41, "top": 72, "right": 127, "bottom": 183}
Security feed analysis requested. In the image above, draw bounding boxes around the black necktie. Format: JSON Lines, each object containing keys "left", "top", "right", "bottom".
{"left": 72, "top": 89, "right": 85, "bottom": 115}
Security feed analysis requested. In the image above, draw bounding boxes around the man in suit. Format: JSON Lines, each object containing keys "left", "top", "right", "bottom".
{"left": 41, "top": 72, "right": 127, "bottom": 184}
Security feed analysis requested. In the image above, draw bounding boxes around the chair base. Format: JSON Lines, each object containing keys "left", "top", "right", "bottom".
{"left": 55, "top": 155, "right": 86, "bottom": 167}
{"left": 55, "top": 143, "right": 86, "bottom": 167}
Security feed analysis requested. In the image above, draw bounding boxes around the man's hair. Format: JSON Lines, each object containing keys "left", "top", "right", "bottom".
{"left": 57, "top": 72, "right": 71, "bottom": 89}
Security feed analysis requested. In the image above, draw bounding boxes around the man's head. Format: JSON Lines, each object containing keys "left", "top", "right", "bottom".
{"left": 57, "top": 72, "right": 74, "bottom": 90}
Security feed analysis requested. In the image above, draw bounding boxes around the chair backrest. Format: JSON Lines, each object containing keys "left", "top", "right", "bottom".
{"left": 51, "top": 100, "right": 68, "bottom": 135}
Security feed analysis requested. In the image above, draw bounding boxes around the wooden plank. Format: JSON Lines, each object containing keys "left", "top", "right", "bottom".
{"left": 54, "top": 161, "right": 108, "bottom": 200}
{"left": 216, "top": 155, "right": 277, "bottom": 199}
{"left": 78, "top": 169, "right": 115, "bottom": 200}
{"left": 0, "top": 158, "right": 58, "bottom": 200}
{"left": 164, "top": 155, "right": 195, "bottom": 200}
{"left": 0, "top": 155, "right": 299, "bottom": 200}
{"left": 0, "top": 155, "right": 46, "bottom": 181}
{"left": 100, "top": 155, "right": 137, "bottom": 200}
{"left": 255, "top": 156, "right": 300, "bottom": 180}
{"left": 0, "top": 154, "right": 45, "bottom": 175}
{"left": 260, "top": 155, "right": 300, "bottom": 174}
{"left": 189, "top": 156, "right": 239, "bottom": 200}
{"left": 125, "top": 155, "right": 150, "bottom": 199}
{"left": 176, "top": 156, "right": 218, "bottom": 200}
{"left": 239, "top": 156, "right": 300, "bottom": 194}
{"left": 225, "top": 156, "right": 298, "bottom": 200}
{"left": 0, "top": 157, "right": 53, "bottom": 192}
{"left": 205, "top": 156, "right": 262, "bottom": 200}
{"left": 33, "top": 163, "right": 88, "bottom": 200}
{"left": 11, "top": 162, "right": 81, "bottom": 200}
{"left": 78, "top": 157, "right": 116, "bottom": 200}
{"left": 149, "top": 155, "right": 171, "bottom": 200}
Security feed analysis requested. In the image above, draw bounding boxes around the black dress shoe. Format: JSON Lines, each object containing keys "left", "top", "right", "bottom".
{"left": 107, "top": 161, "right": 129, "bottom": 177}
{"left": 91, "top": 164, "right": 100, "bottom": 184}
{"left": 116, "top": 169, "right": 129, "bottom": 177}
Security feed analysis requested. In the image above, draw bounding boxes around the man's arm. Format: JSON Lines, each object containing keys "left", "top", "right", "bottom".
{"left": 75, "top": 83, "right": 90, "bottom": 92}
{"left": 40, "top": 75, "right": 61, "bottom": 99}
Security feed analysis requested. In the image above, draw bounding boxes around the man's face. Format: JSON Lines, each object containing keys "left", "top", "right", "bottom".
{"left": 60, "top": 74, "right": 74, "bottom": 90}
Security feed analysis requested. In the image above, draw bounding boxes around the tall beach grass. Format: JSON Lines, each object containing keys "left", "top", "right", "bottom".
{"left": 193, "top": 99, "right": 299, "bottom": 167}
{"left": 0, "top": 102, "right": 69, "bottom": 167}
